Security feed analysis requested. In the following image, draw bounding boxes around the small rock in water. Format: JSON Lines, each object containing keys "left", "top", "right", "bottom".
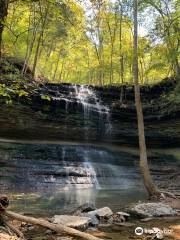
{"left": 52, "top": 215, "right": 91, "bottom": 230}
{"left": 131, "top": 202, "right": 177, "bottom": 217}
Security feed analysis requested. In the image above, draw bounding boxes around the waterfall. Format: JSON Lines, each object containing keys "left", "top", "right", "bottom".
{"left": 72, "top": 85, "right": 109, "bottom": 114}
{"left": 51, "top": 84, "right": 112, "bottom": 133}
{"left": 72, "top": 85, "right": 112, "bottom": 133}
{"left": 60, "top": 146, "right": 101, "bottom": 190}
{"left": 51, "top": 85, "right": 114, "bottom": 189}
{"left": 83, "top": 150, "right": 100, "bottom": 189}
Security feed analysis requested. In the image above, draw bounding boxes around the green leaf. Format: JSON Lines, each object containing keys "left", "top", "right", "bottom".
{"left": 41, "top": 95, "right": 51, "bottom": 101}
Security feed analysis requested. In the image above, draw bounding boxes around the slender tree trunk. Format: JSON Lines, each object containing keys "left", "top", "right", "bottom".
{"left": 32, "top": 3, "right": 49, "bottom": 77}
{"left": 52, "top": 49, "right": 61, "bottom": 82}
{"left": 139, "top": 58, "right": 144, "bottom": 84}
{"left": 22, "top": 11, "right": 32, "bottom": 74}
{"left": 106, "top": 8, "right": 118, "bottom": 85}
{"left": 133, "top": 0, "right": 159, "bottom": 197}
{"left": 118, "top": 3, "right": 124, "bottom": 103}
{"left": 59, "top": 59, "right": 65, "bottom": 82}
{"left": 0, "top": 0, "right": 9, "bottom": 59}
{"left": 175, "top": 58, "right": 180, "bottom": 77}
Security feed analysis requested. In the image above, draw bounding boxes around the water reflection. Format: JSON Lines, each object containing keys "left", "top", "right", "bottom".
{"left": 9, "top": 188, "right": 147, "bottom": 216}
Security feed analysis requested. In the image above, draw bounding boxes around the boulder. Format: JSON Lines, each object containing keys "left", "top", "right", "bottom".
{"left": 84, "top": 212, "right": 100, "bottom": 226}
{"left": 52, "top": 215, "right": 91, "bottom": 230}
{"left": 73, "top": 203, "right": 96, "bottom": 215}
{"left": 88, "top": 207, "right": 113, "bottom": 219}
{"left": 84, "top": 207, "right": 113, "bottom": 225}
{"left": 130, "top": 202, "right": 177, "bottom": 217}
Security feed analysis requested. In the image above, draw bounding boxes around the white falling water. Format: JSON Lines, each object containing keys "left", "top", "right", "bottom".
{"left": 60, "top": 146, "right": 101, "bottom": 190}
{"left": 53, "top": 85, "right": 113, "bottom": 189}
{"left": 83, "top": 150, "right": 101, "bottom": 189}
{"left": 72, "top": 85, "right": 112, "bottom": 133}
{"left": 51, "top": 84, "right": 112, "bottom": 133}
{"left": 72, "top": 85, "right": 109, "bottom": 113}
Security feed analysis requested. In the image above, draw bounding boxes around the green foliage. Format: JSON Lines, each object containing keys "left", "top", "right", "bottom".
{"left": 41, "top": 95, "right": 51, "bottom": 101}
{"left": 0, "top": 58, "right": 29, "bottom": 103}
{"left": 1, "top": 0, "right": 179, "bottom": 85}
{"left": 0, "top": 84, "right": 11, "bottom": 98}
{"left": 0, "top": 82, "right": 29, "bottom": 100}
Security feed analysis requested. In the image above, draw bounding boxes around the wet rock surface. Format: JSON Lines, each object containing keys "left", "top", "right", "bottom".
{"left": 87, "top": 207, "right": 113, "bottom": 219}
{"left": 0, "top": 142, "right": 179, "bottom": 198}
{"left": 52, "top": 206, "right": 132, "bottom": 231}
{"left": 0, "top": 80, "right": 179, "bottom": 148}
{"left": 130, "top": 202, "right": 178, "bottom": 217}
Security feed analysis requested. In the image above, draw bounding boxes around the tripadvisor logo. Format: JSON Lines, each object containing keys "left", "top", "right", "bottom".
{"left": 135, "top": 227, "right": 144, "bottom": 236}
{"left": 135, "top": 226, "right": 176, "bottom": 239}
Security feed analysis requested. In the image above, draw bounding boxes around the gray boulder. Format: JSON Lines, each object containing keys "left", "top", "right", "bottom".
{"left": 84, "top": 212, "right": 100, "bottom": 226}
{"left": 80, "top": 207, "right": 113, "bottom": 225}
{"left": 88, "top": 207, "right": 113, "bottom": 219}
{"left": 131, "top": 202, "right": 177, "bottom": 217}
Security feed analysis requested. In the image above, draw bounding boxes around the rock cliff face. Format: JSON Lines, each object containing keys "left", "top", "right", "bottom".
{"left": 0, "top": 80, "right": 179, "bottom": 209}
{"left": 0, "top": 78, "right": 179, "bottom": 147}
{"left": 0, "top": 142, "right": 179, "bottom": 194}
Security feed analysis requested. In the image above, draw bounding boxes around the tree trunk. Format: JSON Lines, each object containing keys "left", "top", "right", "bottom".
{"left": 59, "top": 59, "right": 65, "bottom": 82}
{"left": 0, "top": 0, "right": 9, "bottom": 59}
{"left": 174, "top": 58, "right": 180, "bottom": 77}
{"left": 119, "top": 4, "right": 124, "bottom": 103}
{"left": 52, "top": 49, "right": 61, "bottom": 82}
{"left": 133, "top": 0, "right": 159, "bottom": 197}
{"left": 32, "top": 3, "right": 49, "bottom": 77}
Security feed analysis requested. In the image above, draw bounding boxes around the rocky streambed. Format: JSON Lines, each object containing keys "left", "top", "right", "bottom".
{"left": 0, "top": 202, "right": 179, "bottom": 240}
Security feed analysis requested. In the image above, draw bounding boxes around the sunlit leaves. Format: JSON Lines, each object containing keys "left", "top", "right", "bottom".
{"left": 2, "top": 0, "right": 179, "bottom": 85}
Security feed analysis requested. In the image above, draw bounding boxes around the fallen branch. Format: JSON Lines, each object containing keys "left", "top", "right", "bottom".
{"left": 0, "top": 233, "right": 20, "bottom": 240}
{"left": 4, "top": 221, "right": 24, "bottom": 239}
{"left": 3, "top": 211, "right": 103, "bottom": 240}
{"left": 160, "top": 191, "right": 177, "bottom": 199}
